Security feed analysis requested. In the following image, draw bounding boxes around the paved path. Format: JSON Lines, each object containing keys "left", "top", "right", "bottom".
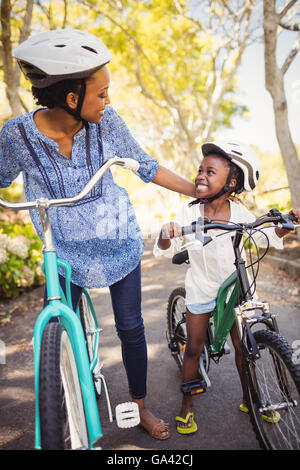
{"left": 0, "top": 240, "right": 299, "bottom": 450}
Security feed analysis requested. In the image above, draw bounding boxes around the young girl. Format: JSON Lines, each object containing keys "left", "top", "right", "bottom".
{"left": 0, "top": 29, "right": 198, "bottom": 440}
{"left": 154, "top": 140, "right": 300, "bottom": 434}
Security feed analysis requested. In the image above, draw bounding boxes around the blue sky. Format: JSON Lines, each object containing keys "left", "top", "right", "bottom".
{"left": 217, "top": 29, "right": 300, "bottom": 153}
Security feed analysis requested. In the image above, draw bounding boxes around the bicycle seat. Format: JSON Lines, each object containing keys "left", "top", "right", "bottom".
{"left": 172, "top": 250, "right": 189, "bottom": 265}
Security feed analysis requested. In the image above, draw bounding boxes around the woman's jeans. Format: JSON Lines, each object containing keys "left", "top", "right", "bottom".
{"left": 43, "top": 262, "right": 147, "bottom": 399}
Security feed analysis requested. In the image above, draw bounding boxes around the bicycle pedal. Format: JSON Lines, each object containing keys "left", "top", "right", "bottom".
{"left": 115, "top": 402, "right": 140, "bottom": 428}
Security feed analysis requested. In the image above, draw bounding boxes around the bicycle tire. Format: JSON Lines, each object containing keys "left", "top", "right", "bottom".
{"left": 243, "top": 329, "right": 300, "bottom": 450}
{"left": 79, "top": 293, "right": 102, "bottom": 399}
{"left": 166, "top": 287, "right": 210, "bottom": 374}
{"left": 39, "top": 322, "right": 89, "bottom": 450}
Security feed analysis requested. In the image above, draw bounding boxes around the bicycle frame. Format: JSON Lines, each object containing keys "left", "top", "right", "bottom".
{"left": 203, "top": 227, "right": 279, "bottom": 359}
{"left": 210, "top": 271, "right": 240, "bottom": 355}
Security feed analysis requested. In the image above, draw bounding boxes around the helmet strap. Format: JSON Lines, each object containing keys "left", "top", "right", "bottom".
{"left": 62, "top": 79, "right": 89, "bottom": 129}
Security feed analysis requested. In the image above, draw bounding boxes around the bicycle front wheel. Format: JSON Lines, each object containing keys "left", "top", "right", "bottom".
{"left": 243, "top": 329, "right": 300, "bottom": 450}
{"left": 39, "top": 322, "right": 89, "bottom": 450}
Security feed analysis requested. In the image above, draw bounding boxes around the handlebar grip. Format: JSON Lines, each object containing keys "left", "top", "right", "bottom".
{"left": 181, "top": 223, "right": 196, "bottom": 236}
{"left": 120, "top": 158, "right": 140, "bottom": 172}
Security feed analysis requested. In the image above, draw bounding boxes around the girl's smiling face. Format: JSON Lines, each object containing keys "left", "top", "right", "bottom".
{"left": 195, "top": 154, "right": 235, "bottom": 198}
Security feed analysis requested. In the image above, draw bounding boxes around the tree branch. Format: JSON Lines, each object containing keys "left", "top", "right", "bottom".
{"left": 18, "top": 0, "right": 33, "bottom": 44}
{"left": 281, "top": 31, "right": 300, "bottom": 75}
{"left": 279, "top": 21, "right": 300, "bottom": 31}
{"left": 278, "top": 0, "right": 298, "bottom": 19}
{"left": 135, "top": 63, "right": 168, "bottom": 110}
{"left": 62, "top": 0, "right": 68, "bottom": 28}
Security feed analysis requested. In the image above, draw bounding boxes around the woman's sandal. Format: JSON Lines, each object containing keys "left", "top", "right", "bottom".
{"left": 176, "top": 412, "right": 197, "bottom": 435}
{"left": 139, "top": 419, "right": 170, "bottom": 440}
{"left": 239, "top": 403, "right": 280, "bottom": 423}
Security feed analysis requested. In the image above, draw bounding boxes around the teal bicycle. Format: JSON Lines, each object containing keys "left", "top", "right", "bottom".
{"left": 0, "top": 156, "right": 141, "bottom": 450}
{"left": 166, "top": 210, "right": 300, "bottom": 450}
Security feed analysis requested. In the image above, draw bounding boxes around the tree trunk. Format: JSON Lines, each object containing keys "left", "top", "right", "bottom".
{"left": 263, "top": 0, "right": 300, "bottom": 209}
{"left": 273, "top": 84, "right": 300, "bottom": 208}
{"left": 0, "top": 0, "right": 33, "bottom": 118}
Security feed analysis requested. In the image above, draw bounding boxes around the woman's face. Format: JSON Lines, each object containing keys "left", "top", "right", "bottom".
{"left": 80, "top": 66, "right": 110, "bottom": 124}
{"left": 195, "top": 154, "right": 233, "bottom": 198}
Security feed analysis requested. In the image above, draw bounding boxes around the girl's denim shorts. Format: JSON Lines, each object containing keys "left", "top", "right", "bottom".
{"left": 186, "top": 299, "right": 216, "bottom": 315}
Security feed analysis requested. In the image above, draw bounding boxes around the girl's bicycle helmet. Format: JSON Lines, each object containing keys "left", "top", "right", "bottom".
{"left": 12, "top": 28, "right": 112, "bottom": 88}
{"left": 202, "top": 140, "right": 261, "bottom": 192}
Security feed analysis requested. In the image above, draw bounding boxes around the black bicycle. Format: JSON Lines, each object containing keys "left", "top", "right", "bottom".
{"left": 166, "top": 208, "right": 300, "bottom": 450}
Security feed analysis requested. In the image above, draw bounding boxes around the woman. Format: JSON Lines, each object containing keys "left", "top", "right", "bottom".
{"left": 0, "top": 29, "right": 196, "bottom": 439}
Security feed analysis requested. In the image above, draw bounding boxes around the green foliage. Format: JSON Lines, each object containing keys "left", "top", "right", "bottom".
{"left": 0, "top": 182, "right": 23, "bottom": 202}
{"left": 0, "top": 220, "right": 44, "bottom": 299}
{"left": 0, "top": 185, "right": 44, "bottom": 299}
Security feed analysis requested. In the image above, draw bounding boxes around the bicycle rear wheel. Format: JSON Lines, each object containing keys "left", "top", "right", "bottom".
{"left": 243, "top": 329, "right": 300, "bottom": 450}
{"left": 166, "top": 287, "right": 210, "bottom": 374}
{"left": 167, "top": 287, "right": 187, "bottom": 369}
{"left": 39, "top": 322, "right": 89, "bottom": 450}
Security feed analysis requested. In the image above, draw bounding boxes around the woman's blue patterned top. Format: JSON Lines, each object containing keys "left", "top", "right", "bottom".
{"left": 0, "top": 106, "right": 159, "bottom": 288}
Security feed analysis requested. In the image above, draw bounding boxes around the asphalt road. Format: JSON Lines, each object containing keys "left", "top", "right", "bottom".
{"left": 0, "top": 239, "right": 299, "bottom": 451}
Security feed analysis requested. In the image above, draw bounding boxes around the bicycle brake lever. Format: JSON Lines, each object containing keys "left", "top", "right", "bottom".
{"left": 195, "top": 217, "right": 212, "bottom": 245}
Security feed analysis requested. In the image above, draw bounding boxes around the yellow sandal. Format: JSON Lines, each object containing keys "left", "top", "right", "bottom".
{"left": 239, "top": 403, "right": 280, "bottom": 423}
{"left": 176, "top": 412, "right": 198, "bottom": 435}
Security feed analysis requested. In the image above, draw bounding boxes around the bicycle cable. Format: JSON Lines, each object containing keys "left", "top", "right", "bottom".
{"left": 198, "top": 218, "right": 275, "bottom": 298}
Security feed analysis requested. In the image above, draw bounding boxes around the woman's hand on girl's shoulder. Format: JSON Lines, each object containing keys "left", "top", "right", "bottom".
{"left": 228, "top": 195, "right": 247, "bottom": 207}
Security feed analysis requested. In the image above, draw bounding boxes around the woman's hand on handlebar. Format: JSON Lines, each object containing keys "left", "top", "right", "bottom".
{"left": 289, "top": 209, "right": 300, "bottom": 223}
{"left": 157, "top": 222, "right": 183, "bottom": 250}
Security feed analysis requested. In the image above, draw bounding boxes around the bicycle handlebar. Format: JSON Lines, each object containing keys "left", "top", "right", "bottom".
{"left": 181, "top": 208, "right": 297, "bottom": 245}
{"left": 0, "top": 157, "right": 140, "bottom": 211}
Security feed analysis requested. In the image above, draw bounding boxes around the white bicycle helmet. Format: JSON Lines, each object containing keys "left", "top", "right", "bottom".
{"left": 201, "top": 140, "right": 261, "bottom": 192}
{"left": 12, "top": 28, "right": 112, "bottom": 88}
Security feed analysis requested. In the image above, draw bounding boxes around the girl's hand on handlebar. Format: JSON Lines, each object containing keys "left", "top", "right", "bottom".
{"left": 157, "top": 222, "right": 183, "bottom": 250}
{"left": 161, "top": 222, "right": 183, "bottom": 240}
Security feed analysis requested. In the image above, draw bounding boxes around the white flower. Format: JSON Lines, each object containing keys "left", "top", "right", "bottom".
{"left": 35, "top": 265, "right": 45, "bottom": 284}
{"left": 0, "top": 248, "right": 8, "bottom": 264}
{"left": 7, "top": 236, "right": 30, "bottom": 259}
{"left": 0, "top": 233, "right": 9, "bottom": 249}
{"left": 19, "top": 266, "right": 34, "bottom": 288}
